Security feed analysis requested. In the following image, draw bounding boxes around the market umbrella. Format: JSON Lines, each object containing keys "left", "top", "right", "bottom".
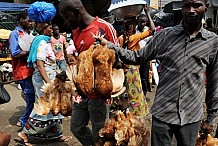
{"left": 163, "top": 1, "right": 183, "bottom": 13}
{"left": 0, "top": 29, "right": 12, "bottom": 39}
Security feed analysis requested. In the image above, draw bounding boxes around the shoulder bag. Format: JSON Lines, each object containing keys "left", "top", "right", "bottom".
{"left": 0, "top": 82, "right": 11, "bottom": 104}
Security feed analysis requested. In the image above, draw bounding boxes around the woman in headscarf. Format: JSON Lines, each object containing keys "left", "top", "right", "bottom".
{"left": 16, "top": 22, "right": 72, "bottom": 146}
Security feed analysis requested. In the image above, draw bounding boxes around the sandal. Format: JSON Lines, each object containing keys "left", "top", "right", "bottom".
{"left": 14, "top": 132, "right": 32, "bottom": 146}
{"left": 14, "top": 137, "right": 32, "bottom": 146}
{"left": 58, "top": 135, "right": 72, "bottom": 142}
{"left": 16, "top": 121, "right": 22, "bottom": 127}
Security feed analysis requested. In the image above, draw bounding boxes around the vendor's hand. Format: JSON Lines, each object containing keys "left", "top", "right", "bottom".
{"left": 200, "top": 121, "right": 214, "bottom": 135}
{"left": 92, "top": 31, "right": 108, "bottom": 47}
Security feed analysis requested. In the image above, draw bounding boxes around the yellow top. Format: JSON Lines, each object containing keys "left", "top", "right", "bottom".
{"left": 118, "top": 29, "right": 152, "bottom": 50}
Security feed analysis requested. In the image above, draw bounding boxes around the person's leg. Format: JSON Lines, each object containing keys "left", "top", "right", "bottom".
{"left": 173, "top": 121, "right": 201, "bottom": 146}
{"left": 215, "top": 125, "right": 218, "bottom": 138}
{"left": 151, "top": 116, "right": 173, "bottom": 146}
{"left": 89, "top": 98, "right": 107, "bottom": 144}
{"left": 18, "top": 76, "right": 35, "bottom": 127}
{"left": 139, "top": 62, "right": 150, "bottom": 96}
{"left": 71, "top": 99, "right": 94, "bottom": 146}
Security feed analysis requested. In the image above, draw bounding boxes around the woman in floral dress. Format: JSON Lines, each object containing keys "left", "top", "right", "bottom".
{"left": 17, "top": 22, "right": 71, "bottom": 146}
{"left": 118, "top": 5, "right": 155, "bottom": 116}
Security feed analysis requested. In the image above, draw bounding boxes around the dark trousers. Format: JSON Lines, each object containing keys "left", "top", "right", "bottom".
{"left": 215, "top": 127, "right": 218, "bottom": 138}
{"left": 18, "top": 75, "right": 35, "bottom": 127}
{"left": 139, "top": 61, "right": 150, "bottom": 96}
{"left": 151, "top": 116, "right": 200, "bottom": 146}
{"left": 70, "top": 98, "right": 108, "bottom": 146}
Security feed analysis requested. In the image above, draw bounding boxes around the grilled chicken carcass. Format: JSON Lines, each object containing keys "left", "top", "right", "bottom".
{"left": 73, "top": 45, "right": 95, "bottom": 97}
{"left": 50, "top": 90, "right": 61, "bottom": 116}
{"left": 34, "top": 96, "right": 50, "bottom": 115}
{"left": 35, "top": 77, "right": 75, "bottom": 116}
{"left": 196, "top": 134, "right": 218, "bottom": 146}
{"left": 98, "top": 110, "right": 149, "bottom": 146}
{"left": 92, "top": 45, "right": 115, "bottom": 100}
{"left": 60, "top": 81, "right": 73, "bottom": 116}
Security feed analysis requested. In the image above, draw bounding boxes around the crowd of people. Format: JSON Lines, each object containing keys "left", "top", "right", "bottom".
{"left": 0, "top": 0, "right": 218, "bottom": 145}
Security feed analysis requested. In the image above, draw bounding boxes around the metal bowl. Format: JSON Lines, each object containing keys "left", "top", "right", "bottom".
{"left": 111, "top": 4, "right": 144, "bottom": 19}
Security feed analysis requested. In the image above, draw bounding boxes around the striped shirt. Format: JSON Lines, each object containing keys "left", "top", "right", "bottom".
{"left": 108, "top": 24, "right": 218, "bottom": 126}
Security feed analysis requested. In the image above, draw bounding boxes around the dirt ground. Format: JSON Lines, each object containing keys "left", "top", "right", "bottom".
{"left": 1, "top": 82, "right": 156, "bottom": 146}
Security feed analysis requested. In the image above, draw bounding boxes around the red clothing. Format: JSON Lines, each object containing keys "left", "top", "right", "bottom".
{"left": 9, "top": 27, "right": 34, "bottom": 80}
{"left": 11, "top": 57, "right": 34, "bottom": 80}
{"left": 72, "top": 17, "right": 117, "bottom": 54}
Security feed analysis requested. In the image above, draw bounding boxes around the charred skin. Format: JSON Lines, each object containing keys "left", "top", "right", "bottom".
{"left": 34, "top": 96, "right": 50, "bottom": 115}
{"left": 75, "top": 45, "right": 95, "bottom": 97}
{"left": 92, "top": 45, "right": 115, "bottom": 100}
{"left": 51, "top": 90, "right": 61, "bottom": 116}
{"left": 60, "top": 92, "right": 68, "bottom": 116}
{"left": 60, "top": 91, "right": 72, "bottom": 116}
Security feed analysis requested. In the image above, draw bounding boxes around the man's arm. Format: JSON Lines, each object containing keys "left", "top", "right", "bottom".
{"left": 9, "top": 31, "right": 28, "bottom": 58}
{"left": 201, "top": 40, "right": 218, "bottom": 134}
{"left": 205, "top": 53, "right": 218, "bottom": 124}
{"left": 107, "top": 37, "right": 157, "bottom": 65}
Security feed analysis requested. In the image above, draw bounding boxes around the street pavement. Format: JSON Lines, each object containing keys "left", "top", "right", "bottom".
{"left": 1, "top": 82, "right": 81, "bottom": 146}
{"left": 1, "top": 82, "right": 175, "bottom": 146}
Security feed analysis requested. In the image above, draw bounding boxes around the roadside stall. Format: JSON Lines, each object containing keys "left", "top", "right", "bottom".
{"left": 0, "top": 29, "right": 12, "bottom": 83}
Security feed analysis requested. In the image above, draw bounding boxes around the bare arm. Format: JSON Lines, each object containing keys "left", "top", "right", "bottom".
{"left": 13, "top": 51, "right": 29, "bottom": 58}
{"left": 145, "top": 5, "right": 155, "bottom": 33}
{"left": 37, "top": 60, "right": 51, "bottom": 83}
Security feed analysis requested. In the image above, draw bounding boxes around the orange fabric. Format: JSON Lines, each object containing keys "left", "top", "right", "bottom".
{"left": 118, "top": 29, "right": 152, "bottom": 50}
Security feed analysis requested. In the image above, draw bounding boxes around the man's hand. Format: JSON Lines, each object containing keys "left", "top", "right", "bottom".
{"left": 92, "top": 31, "right": 108, "bottom": 47}
{"left": 200, "top": 121, "right": 214, "bottom": 135}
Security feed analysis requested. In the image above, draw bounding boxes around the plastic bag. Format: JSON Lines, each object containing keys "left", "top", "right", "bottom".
{"left": 0, "top": 82, "right": 11, "bottom": 104}
{"left": 28, "top": 1, "right": 56, "bottom": 23}
{"left": 18, "top": 33, "right": 35, "bottom": 51}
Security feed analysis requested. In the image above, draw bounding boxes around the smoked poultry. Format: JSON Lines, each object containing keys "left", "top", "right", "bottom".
{"left": 196, "top": 133, "right": 218, "bottom": 146}
{"left": 92, "top": 44, "right": 115, "bottom": 100}
{"left": 73, "top": 44, "right": 95, "bottom": 97}
{"left": 34, "top": 78, "right": 75, "bottom": 116}
{"left": 98, "top": 110, "right": 149, "bottom": 146}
